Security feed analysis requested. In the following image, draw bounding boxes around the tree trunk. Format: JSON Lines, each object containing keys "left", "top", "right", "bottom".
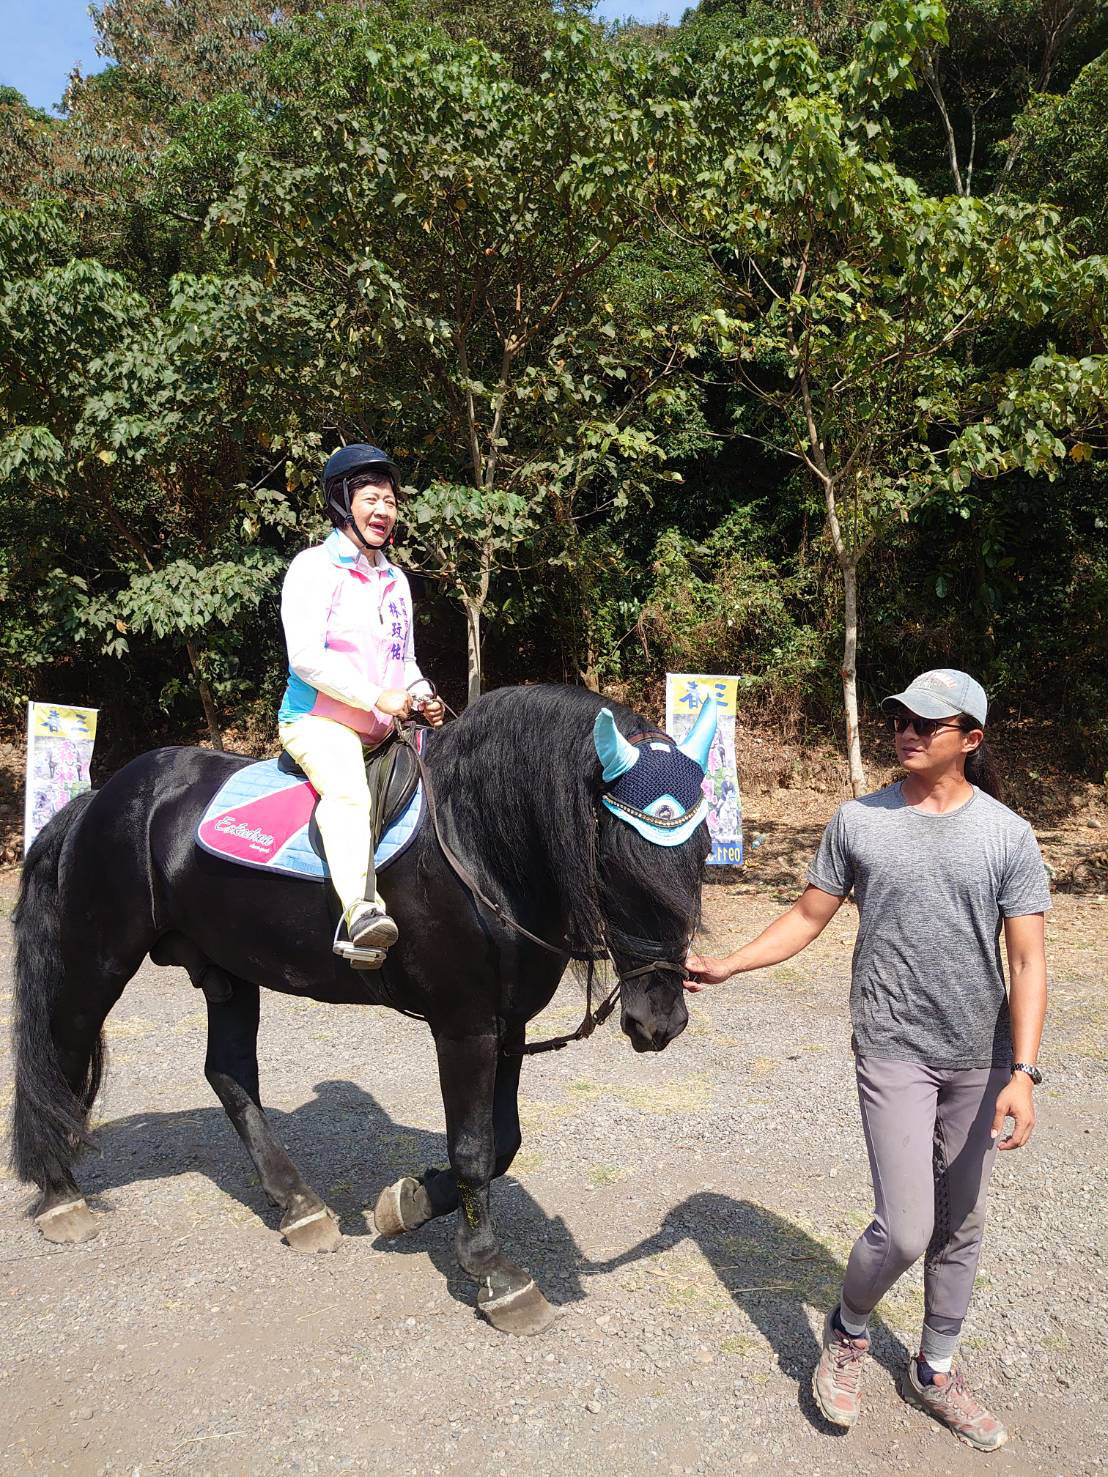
{"left": 815, "top": 463, "right": 867, "bottom": 797}
{"left": 462, "top": 594, "right": 482, "bottom": 706}
{"left": 185, "top": 638, "right": 223, "bottom": 751}
{"left": 462, "top": 537, "right": 493, "bottom": 707}
{"left": 839, "top": 556, "right": 866, "bottom": 797}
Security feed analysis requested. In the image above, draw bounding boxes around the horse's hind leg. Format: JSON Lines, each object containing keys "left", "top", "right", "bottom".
{"left": 203, "top": 977, "right": 341, "bottom": 1254}
{"left": 374, "top": 1032, "right": 523, "bottom": 1235}
{"left": 30, "top": 972, "right": 130, "bottom": 1244}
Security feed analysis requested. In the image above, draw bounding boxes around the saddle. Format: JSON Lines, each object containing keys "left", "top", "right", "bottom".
{"left": 196, "top": 728, "right": 426, "bottom": 884}
{"left": 277, "top": 730, "right": 420, "bottom": 854}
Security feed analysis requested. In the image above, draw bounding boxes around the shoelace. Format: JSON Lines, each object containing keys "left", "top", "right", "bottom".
{"left": 939, "top": 1370, "right": 982, "bottom": 1416}
{"left": 832, "top": 1335, "right": 867, "bottom": 1387}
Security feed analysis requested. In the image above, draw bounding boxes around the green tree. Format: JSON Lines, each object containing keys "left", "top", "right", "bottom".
{"left": 1009, "top": 48, "right": 1108, "bottom": 252}
{"left": 209, "top": 13, "right": 700, "bottom": 699}
{"left": 684, "top": 0, "right": 1108, "bottom": 790}
{"left": 0, "top": 207, "right": 305, "bottom": 744}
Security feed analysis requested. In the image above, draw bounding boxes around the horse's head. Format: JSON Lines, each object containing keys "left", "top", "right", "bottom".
{"left": 593, "top": 699, "right": 717, "bottom": 1053}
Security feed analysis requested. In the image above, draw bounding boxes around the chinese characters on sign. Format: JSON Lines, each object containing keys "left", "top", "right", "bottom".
{"left": 23, "top": 703, "right": 98, "bottom": 855}
{"left": 665, "top": 674, "right": 743, "bottom": 866}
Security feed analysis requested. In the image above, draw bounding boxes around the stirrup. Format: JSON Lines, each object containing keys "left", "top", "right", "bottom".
{"left": 332, "top": 915, "right": 387, "bottom": 971}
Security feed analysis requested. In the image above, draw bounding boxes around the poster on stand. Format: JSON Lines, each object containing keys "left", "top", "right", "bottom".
{"left": 665, "top": 673, "right": 743, "bottom": 865}
{"left": 23, "top": 703, "right": 98, "bottom": 855}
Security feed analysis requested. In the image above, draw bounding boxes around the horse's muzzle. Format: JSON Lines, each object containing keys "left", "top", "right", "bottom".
{"left": 620, "top": 996, "right": 689, "bottom": 1053}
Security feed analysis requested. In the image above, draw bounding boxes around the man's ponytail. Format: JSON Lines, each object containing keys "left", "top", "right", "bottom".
{"left": 964, "top": 730, "right": 1003, "bottom": 802}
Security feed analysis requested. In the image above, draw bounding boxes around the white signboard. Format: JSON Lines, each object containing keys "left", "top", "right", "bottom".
{"left": 665, "top": 673, "right": 743, "bottom": 865}
{"left": 24, "top": 703, "right": 98, "bottom": 855}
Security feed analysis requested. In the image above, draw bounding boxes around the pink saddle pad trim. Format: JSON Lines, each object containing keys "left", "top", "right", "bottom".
{"left": 197, "top": 780, "right": 318, "bottom": 865}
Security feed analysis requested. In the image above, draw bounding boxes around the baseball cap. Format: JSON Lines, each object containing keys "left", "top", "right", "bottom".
{"left": 881, "top": 669, "right": 988, "bottom": 727}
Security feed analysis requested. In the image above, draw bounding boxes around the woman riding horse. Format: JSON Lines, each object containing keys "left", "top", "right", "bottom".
{"left": 279, "top": 444, "right": 445, "bottom": 958}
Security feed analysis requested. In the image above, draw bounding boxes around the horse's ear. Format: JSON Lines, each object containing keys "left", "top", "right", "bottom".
{"left": 676, "top": 696, "right": 718, "bottom": 773}
{"left": 594, "top": 708, "right": 639, "bottom": 782}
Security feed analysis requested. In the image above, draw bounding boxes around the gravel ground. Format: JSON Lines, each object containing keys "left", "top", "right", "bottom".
{"left": 0, "top": 866, "right": 1105, "bottom": 1476}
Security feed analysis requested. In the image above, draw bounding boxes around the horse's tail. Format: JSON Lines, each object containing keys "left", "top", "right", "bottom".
{"left": 10, "top": 792, "right": 102, "bottom": 1188}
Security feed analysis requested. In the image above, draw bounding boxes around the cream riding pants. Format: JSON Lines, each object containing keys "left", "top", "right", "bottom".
{"left": 278, "top": 714, "right": 382, "bottom": 915}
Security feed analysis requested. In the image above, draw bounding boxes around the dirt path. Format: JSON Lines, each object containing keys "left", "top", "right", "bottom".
{"left": 1, "top": 865, "right": 1105, "bottom": 1476}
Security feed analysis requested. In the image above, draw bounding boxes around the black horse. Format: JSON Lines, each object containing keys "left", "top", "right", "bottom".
{"left": 10, "top": 684, "right": 713, "bottom": 1333}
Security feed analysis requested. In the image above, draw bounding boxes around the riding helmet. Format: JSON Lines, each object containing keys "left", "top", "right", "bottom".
{"left": 321, "top": 444, "right": 400, "bottom": 530}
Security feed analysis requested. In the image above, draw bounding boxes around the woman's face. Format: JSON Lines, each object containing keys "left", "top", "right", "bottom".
{"left": 347, "top": 476, "right": 398, "bottom": 549}
{"left": 892, "top": 708, "right": 982, "bottom": 776}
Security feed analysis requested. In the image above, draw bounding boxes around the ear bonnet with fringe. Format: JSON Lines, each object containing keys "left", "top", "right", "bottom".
{"left": 593, "top": 698, "right": 717, "bottom": 847}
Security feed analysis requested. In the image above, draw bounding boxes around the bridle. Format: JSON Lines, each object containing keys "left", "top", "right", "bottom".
{"left": 393, "top": 710, "right": 691, "bottom": 1056}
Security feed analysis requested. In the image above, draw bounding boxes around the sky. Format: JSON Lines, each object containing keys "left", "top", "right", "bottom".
{"left": 1, "top": 0, "right": 681, "bottom": 115}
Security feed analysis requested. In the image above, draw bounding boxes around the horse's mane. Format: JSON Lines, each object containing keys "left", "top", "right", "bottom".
{"left": 428, "top": 684, "right": 704, "bottom": 955}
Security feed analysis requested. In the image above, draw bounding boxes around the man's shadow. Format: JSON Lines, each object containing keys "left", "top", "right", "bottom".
{"left": 582, "top": 1191, "right": 911, "bottom": 1435}
{"left": 84, "top": 1078, "right": 587, "bottom": 1311}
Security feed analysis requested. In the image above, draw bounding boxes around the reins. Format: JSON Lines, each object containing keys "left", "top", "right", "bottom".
{"left": 392, "top": 715, "right": 689, "bottom": 1056}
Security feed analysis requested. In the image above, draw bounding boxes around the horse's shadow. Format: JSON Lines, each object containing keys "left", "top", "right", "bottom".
{"left": 85, "top": 1078, "right": 586, "bottom": 1312}
{"left": 87, "top": 1088, "right": 908, "bottom": 1418}
{"left": 580, "top": 1191, "right": 911, "bottom": 1436}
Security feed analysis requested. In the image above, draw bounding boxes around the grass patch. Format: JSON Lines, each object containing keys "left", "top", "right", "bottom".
{"left": 518, "top": 1099, "right": 573, "bottom": 1134}
{"left": 587, "top": 1163, "right": 629, "bottom": 1187}
{"left": 104, "top": 1015, "right": 158, "bottom": 1039}
{"left": 615, "top": 1074, "right": 713, "bottom": 1116}
{"left": 511, "top": 1150, "right": 545, "bottom": 1174}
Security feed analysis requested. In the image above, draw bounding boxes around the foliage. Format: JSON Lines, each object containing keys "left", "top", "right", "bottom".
{"left": 641, "top": 510, "right": 826, "bottom": 711}
{"left": 1009, "top": 48, "right": 1108, "bottom": 254}
{"left": 674, "top": 1, "right": 1108, "bottom": 787}
{"left": 0, "top": 0, "right": 1105, "bottom": 780}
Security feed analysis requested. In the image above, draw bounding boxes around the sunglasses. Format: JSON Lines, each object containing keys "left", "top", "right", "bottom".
{"left": 889, "top": 714, "right": 966, "bottom": 738}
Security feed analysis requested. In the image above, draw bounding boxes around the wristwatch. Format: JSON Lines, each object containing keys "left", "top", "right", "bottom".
{"left": 1011, "top": 1061, "right": 1043, "bottom": 1085}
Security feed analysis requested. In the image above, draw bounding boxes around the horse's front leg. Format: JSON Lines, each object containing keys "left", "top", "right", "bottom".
{"left": 436, "top": 1029, "right": 554, "bottom": 1335}
{"left": 375, "top": 1026, "right": 523, "bottom": 1232}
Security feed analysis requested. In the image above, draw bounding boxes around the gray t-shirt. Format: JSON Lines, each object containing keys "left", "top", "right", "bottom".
{"left": 807, "top": 784, "right": 1051, "bottom": 1068}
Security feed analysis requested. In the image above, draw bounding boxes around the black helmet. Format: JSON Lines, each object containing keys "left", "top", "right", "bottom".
{"left": 321, "top": 444, "right": 400, "bottom": 532}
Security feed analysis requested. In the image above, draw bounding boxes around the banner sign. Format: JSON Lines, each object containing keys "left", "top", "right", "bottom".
{"left": 665, "top": 673, "right": 743, "bottom": 865}
{"left": 24, "top": 703, "right": 98, "bottom": 855}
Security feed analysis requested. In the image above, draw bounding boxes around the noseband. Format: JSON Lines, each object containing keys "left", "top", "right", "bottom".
{"left": 393, "top": 721, "right": 690, "bottom": 1056}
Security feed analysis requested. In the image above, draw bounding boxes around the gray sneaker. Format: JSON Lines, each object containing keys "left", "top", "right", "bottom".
{"left": 903, "top": 1357, "right": 1008, "bottom": 1451}
{"left": 347, "top": 902, "right": 399, "bottom": 950}
{"left": 813, "top": 1309, "right": 869, "bottom": 1428}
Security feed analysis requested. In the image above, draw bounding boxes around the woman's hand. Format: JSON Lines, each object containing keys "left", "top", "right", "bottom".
{"left": 684, "top": 952, "right": 736, "bottom": 991}
{"left": 991, "top": 1075, "right": 1035, "bottom": 1150}
{"left": 420, "top": 696, "right": 446, "bottom": 728}
{"left": 376, "top": 688, "right": 413, "bottom": 718}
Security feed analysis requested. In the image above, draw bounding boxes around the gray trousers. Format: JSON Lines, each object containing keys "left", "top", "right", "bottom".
{"left": 840, "top": 1055, "right": 1009, "bottom": 1340}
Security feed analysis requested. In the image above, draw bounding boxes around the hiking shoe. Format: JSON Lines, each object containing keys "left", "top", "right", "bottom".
{"left": 813, "top": 1308, "right": 869, "bottom": 1428}
{"left": 347, "top": 902, "right": 399, "bottom": 950}
{"left": 903, "top": 1357, "right": 1008, "bottom": 1451}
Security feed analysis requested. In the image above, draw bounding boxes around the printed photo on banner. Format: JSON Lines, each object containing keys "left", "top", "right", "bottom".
{"left": 665, "top": 674, "right": 743, "bottom": 866}
{"left": 24, "top": 703, "right": 98, "bottom": 855}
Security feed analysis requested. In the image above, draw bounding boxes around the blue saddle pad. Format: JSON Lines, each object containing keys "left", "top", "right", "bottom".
{"left": 197, "top": 758, "right": 423, "bottom": 883}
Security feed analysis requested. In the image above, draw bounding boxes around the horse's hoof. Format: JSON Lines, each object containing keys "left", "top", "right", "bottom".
{"left": 478, "top": 1277, "right": 557, "bottom": 1336}
{"left": 35, "top": 1198, "right": 99, "bottom": 1245}
{"left": 373, "top": 1177, "right": 425, "bottom": 1237}
{"left": 281, "top": 1206, "right": 341, "bottom": 1254}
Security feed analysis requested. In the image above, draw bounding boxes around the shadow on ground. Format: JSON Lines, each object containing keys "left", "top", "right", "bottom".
{"left": 49, "top": 1081, "right": 895, "bottom": 1403}
{"left": 70, "top": 1078, "right": 586, "bottom": 1317}
{"left": 583, "top": 1191, "right": 910, "bottom": 1436}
